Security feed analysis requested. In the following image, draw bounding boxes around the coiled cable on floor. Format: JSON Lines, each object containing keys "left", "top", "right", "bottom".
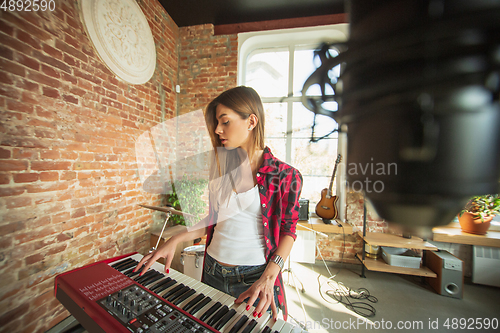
{"left": 326, "top": 284, "right": 378, "bottom": 318}
{"left": 315, "top": 223, "right": 378, "bottom": 318}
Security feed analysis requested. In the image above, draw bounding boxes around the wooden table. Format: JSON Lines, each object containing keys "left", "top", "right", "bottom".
{"left": 432, "top": 227, "right": 500, "bottom": 248}
{"left": 297, "top": 217, "right": 353, "bottom": 234}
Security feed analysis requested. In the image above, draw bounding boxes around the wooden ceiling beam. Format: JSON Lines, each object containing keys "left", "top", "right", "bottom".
{"left": 214, "top": 13, "right": 348, "bottom": 35}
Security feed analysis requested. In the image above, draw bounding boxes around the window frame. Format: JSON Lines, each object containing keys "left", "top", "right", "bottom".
{"left": 237, "top": 24, "right": 350, "bottom": 222}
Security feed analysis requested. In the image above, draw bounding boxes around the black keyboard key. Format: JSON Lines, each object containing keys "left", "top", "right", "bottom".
{"left": 162, "top": 284, "right": 185, "bottom": 299}
{"left": 111, "top": 258, "right": 134, "bottom": 268}
{"left": 153, "top": 279, "right": 176, "bottom": 294}
{"left": 261, "top": 326, "right": 272, "bottom": 333}
{"left": 167, "top": 286, "right": 191, "bottom": 303}
{"left": 182, "top": 293, "right": 205, "bottom": 312}
{"left": 173, "top": 289, "right": 196, "bottom": 306}
{"left": 200, "top": 302, "right": 222, "bottom": 322}
{"left": 112, "top": 259, "right": 137, "bottom": 271}
{"left": 207, "top": 305, "right": 229, "bottom": 327}
{"left": 141, "top": 272, "right": 164, "bottom": 286}
{"left": 241, "top": 319, "right": 257, "bottom": 333}
{"left": 214, "top": 308, "right": 236, "bottom": 331}
{"left": 150, "top": 277, "right": 173, "bottom": 292}
{"left": 228, "top": 315, "right": 248, "bottom": 333}
{"left": 189, "top": 296, "right": 211, "bottom": 315}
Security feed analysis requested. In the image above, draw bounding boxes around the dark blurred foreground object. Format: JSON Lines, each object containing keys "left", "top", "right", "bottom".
{"left": 303, "top": 0, "right": 500, "bottom": 231}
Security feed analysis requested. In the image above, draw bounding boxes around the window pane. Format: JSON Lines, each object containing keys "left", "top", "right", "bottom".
{"left": 301, "top": 175, "right": 334, "bottom": 205}
{"left": 265, "top": 138, "right": 287, "bottom": 162}
{"left": 245, "top": 50, "right": 289, "bottom": 98}
{"left": 263, "top": 103, "right": 287, "bottom": 138}
{"left": 291, "top": 138, "right": 338, "bottom": 177}
{"left": 294, "top": 47, "right": 341, "bottom": 116}
{"left": 292, "top": 102, "right": 338, "bottom": 139}
{"left": 293, "top": 49, "right": 318, "bottom": 96}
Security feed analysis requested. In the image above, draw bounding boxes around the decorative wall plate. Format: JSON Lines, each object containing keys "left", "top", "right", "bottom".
{"left": 79, "top": 0, "right": 156, "bottom": 85}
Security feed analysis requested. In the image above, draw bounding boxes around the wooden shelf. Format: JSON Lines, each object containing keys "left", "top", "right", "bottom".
{"left": 297, "top": 217, "right": 353, "bottom": 234}
{"left": 355, "top": 254, "right": 437, "bottom": 278}
{"left": 357, "top": 231, "right": 438, "bottom": 251}
{"left": 432, "top": 227, "right": 500, "bottom": 248}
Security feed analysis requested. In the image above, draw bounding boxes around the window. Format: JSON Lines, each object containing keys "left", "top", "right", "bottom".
{"left": 238, "top": 25, "right": 349, "bottom": 217}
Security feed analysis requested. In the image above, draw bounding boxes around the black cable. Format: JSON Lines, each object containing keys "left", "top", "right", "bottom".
{"left": 326, "top": 284, "right": 378, "bottom": 318}
{"left": 316, "top": 223, "right": 379, "bottom": 318}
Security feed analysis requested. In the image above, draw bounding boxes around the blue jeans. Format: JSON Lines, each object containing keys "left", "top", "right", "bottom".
{"left": 202, "top": 253, "right": 279, "bottom": 312}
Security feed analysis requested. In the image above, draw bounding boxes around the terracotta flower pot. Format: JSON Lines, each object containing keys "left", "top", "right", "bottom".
{"left": 458, "top": 211, "right": 493, "bottom": 235}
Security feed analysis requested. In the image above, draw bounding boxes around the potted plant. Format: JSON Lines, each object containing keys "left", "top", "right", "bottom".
{"left": 166, "top": 175, "right": 208, "bottom": 227}
{"left": 458, "top": 194, "right": 500, "bottom": 235}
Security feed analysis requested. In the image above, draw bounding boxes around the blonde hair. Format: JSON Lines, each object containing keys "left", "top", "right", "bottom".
{"left": 204, "top": 86, "right": 265, "bottom": 211}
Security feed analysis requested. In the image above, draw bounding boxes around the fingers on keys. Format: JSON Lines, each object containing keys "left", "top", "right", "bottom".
{"left": 133, "top": 255, "right": 148, "bottom": 273}
{"left": 134, "top": 254, "right": 155, "bottom": 275}
{"left": 271, "top": 299, "right": 278, "bottom": 321}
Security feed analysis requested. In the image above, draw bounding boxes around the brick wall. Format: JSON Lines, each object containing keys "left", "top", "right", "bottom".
{"left": 0, "top": 0, "right": 178, "bottom": 331}
{"left": 178, "top": 24, "right": 238, "bottom": 116}
{"left": 0, "top": 1, "right": 361, "bottom": 331}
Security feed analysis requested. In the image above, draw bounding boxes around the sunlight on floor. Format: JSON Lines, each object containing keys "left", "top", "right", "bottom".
{"left": 283, "top": 261, "right": 377, "bottom": 332}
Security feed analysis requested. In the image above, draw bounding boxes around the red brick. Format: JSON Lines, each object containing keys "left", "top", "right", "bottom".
{"left": 55, "top": 39, "right": 87, "bottom": 63}
{"left": 60, "top": 171, "right": 76, "bottom": 180}
{"left": 0, "top": 71, "right": 13, "bottom": 87}
{"left": 26, "top": 182, "right": 69, "bottom": 193}
{"left": 41, "top": 63, "right": 61, "bottom": 79}
{"left": 0, "top": 303, "right": 29, "bottom": 327}
{"left": 42, "top": 86, "right": 60, "bottom": 99}
{"left": 14, "top": 52, "right": 40, "bottom": 71}
{"left": 0, "top": 173, "right": 9, "bottom": 184}
{"left": 13, "top": 172, "right": 38, "bottom": 183}
{"left": 0, "top": 19, "right": 14, "bottom": 36}
{"left": 6, "top": 99, "right": 33, "bottom": 113}
{"left": 21, "top": 91, "right": 39, "bottom": 104}
{"left": 42, "top": 44, "right": 63, "bottom": 59}
{"left": 0, "top": 147, "right": 11, "bottom": 158}
{"left": 16, "top": 29, "right": 42, "bottom": 50}
{"left": 0, "top": 57, "right": 26, "bottom": 77}
{"left": 0, "top": 160, "right": 28, "bottom": 172}
{"left": 31, "top": 161, "right": 71, "bottom": 171}
{"left": 61, "top": 72, "right": 78, "bottom": 85}
{"left": 39, "top": 172, "right": 59, "bottom": 182}
{"left": 25, "top": 253, "right": 44, "bottom": 265}
{"left": 47, "top": 244, "right": 67, "bottom": 256}
{"left": 35, "top": 128, "right": 57, "bottom": 139}
{"left": 27, "top": 70, "right": 61, "bottom": 89}
{"left": 33, "top": 50, "right": 72, "bottom": 74}
{"left": 6, "top": 196, "right": 31, "bottom": 208}
{"left": 71, "top": 208, "right": 86, "bottom": 219}
{"left": 52, "top": 212, "right": 70, "bottom": 224}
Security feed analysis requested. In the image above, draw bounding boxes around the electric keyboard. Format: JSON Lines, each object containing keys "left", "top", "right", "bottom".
{"left": 54, "top": 252, "right": 308, "bottom": 333}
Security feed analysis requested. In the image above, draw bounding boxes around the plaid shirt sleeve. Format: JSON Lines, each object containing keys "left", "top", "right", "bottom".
{"left": 278, "top": 166, "right": 303, "bottom": 241}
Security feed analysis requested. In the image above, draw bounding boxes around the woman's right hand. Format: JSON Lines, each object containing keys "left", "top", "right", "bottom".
{"left": 133, "top": 237, "right": 178, "bottom": 275}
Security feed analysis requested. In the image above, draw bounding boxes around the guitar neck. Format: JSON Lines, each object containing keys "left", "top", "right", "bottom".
{"left": 327, "top": 171, "right": 335, "bottom": 196}
{"left": 327, "top": 160, "right": 340, "bottom": 196}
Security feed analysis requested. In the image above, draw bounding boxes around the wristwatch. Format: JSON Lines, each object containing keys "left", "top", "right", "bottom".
{"left": 270, "top": 254, "right": 285, "bottom": 270}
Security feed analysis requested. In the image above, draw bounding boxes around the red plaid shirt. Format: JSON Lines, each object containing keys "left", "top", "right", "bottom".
{"left": 203, "top": 146, "right": 303, "bottom": 320}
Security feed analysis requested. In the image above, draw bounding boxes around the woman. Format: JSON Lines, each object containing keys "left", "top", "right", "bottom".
{"left": 135, "top": 86, "right": 302, "bottom": 322}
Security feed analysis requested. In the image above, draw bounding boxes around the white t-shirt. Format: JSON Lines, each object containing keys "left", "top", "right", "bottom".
{"left": 207, "top": 185, "right": 266, "bottom": 265}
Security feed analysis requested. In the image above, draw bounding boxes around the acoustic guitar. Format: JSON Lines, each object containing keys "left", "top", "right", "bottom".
{"left": 315, "top": 154, "right": 342, "bottom": 220}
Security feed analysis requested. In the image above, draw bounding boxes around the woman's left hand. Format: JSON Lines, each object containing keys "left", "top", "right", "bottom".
{"left": 234, "top": 273, "right": 278, "bottom": 321}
